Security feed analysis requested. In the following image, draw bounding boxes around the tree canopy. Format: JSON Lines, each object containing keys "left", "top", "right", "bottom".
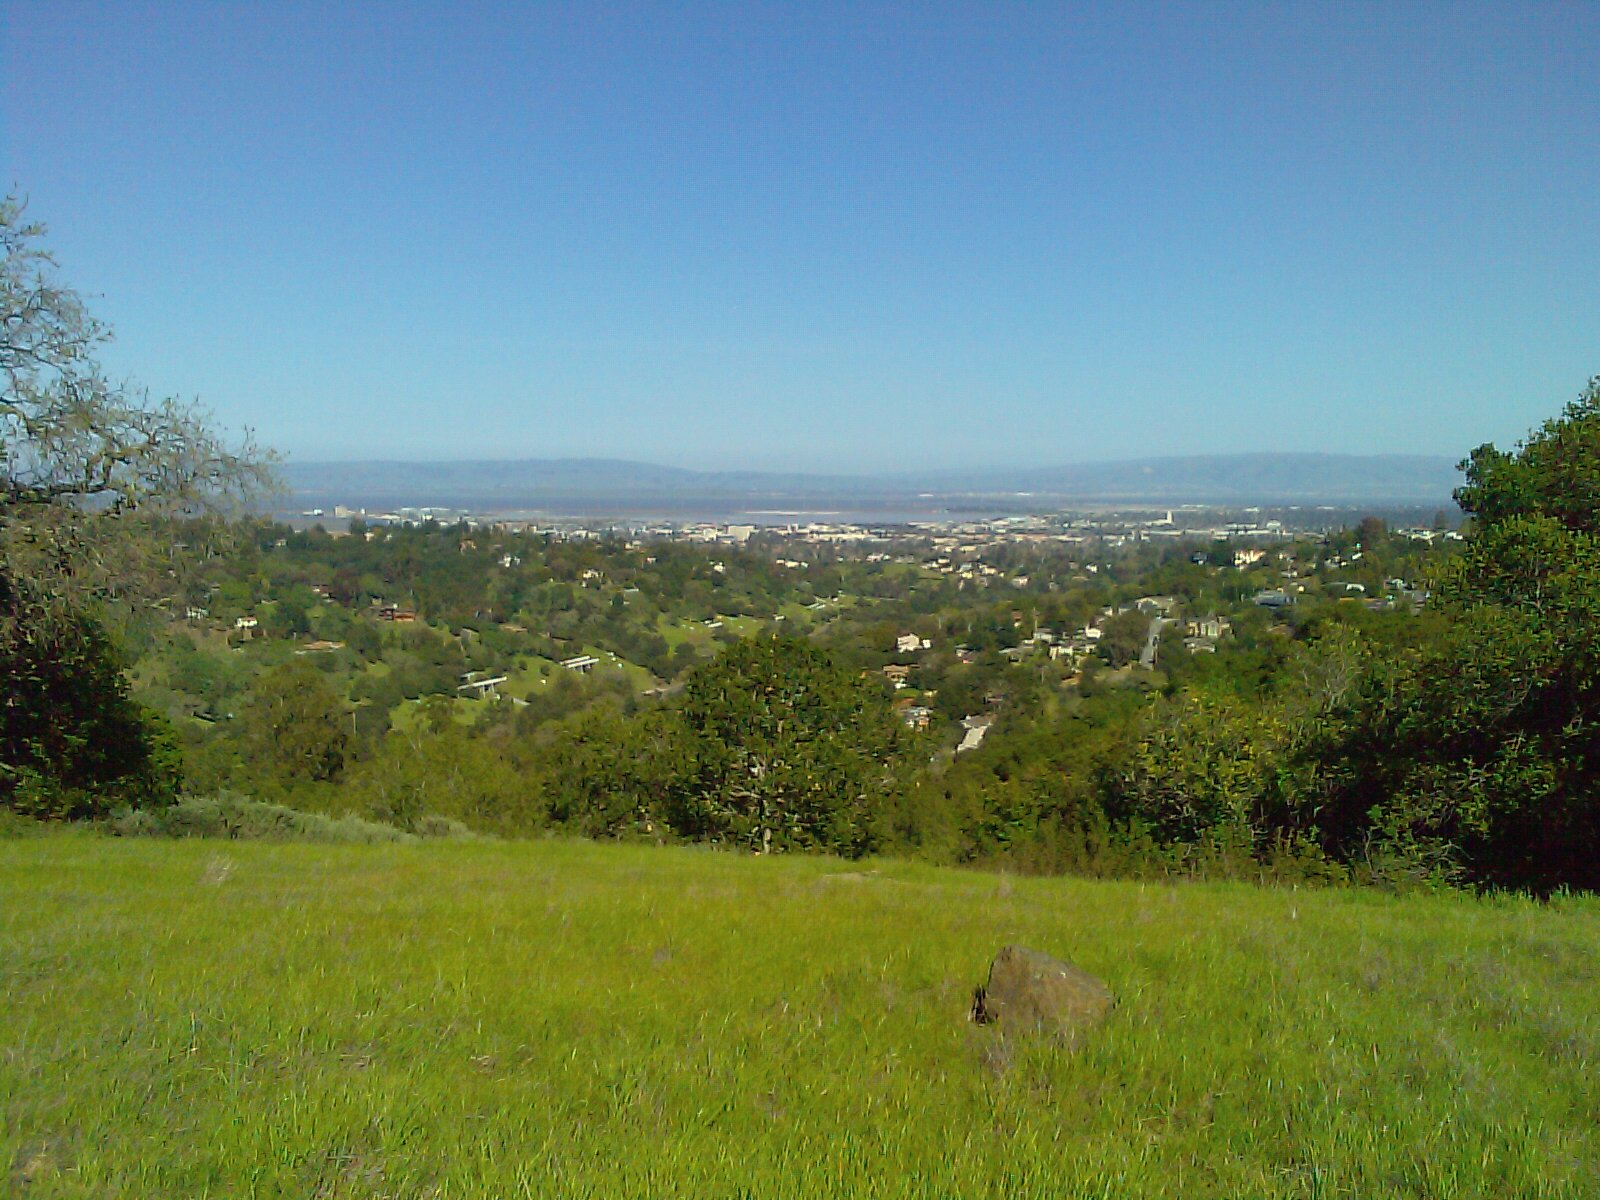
{"left": 1, "top": 196, "right": 275, "bottom": 817}
{"left": 1313, "top": 378, "right": 1600, "bottom": 891}
{"left": 681, "top": 637, "right": 907, "bottom": 856}
{"left": 1455, "top": 377, "right": 1600, "bottom": 538}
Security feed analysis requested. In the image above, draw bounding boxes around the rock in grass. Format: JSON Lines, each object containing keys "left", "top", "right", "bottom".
{"left": 970, "top": 945, "right": 1113, "bottom": 1032}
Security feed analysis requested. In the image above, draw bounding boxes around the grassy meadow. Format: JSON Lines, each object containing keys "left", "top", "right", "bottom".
{"left": 4, "top": 834, "right": 1598, "bottom": 1198}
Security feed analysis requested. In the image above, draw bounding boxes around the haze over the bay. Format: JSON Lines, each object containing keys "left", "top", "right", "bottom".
{"left": 3, "top": 2, "right": 1596, "bottom": 473}
{"left": 283, "top": 452, "right": 1463, "bottom": 514}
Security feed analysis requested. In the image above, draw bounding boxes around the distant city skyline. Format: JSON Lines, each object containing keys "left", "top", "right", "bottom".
{"left": 3, "top": 2, "right": 1596, "bottom": 473}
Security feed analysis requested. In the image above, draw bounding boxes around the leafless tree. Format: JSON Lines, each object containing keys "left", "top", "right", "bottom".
{"left": 1, "top": 195, "right": 277, "bottom": 600}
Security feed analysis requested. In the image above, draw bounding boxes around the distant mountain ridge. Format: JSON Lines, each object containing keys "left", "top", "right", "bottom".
{"left": 976, "top": 453, "right": 1462, "bottom": 501}
{"left": 282, "top": 452, "right": 1462, "bottom": 511}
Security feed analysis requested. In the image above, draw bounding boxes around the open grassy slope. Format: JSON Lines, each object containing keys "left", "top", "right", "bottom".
{"left": 3, "top": 836, "right": 1597, "bottom": 1198}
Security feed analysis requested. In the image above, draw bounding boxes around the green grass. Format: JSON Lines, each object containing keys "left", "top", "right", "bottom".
{"left": 657, "top": 608, "right": 810, "bottom": 649}
{"left": 774, "top": 599, "right": 817, "bottom": 625}
{"left": 3, "top": 836, "right": 1598, "bottom": 1198}
{"left": 574, "top": 644, "right": 658, "bottom": 690}
{"left": 386, "top": 696, "right": 480, "bottom": 732}
{"left": 654, "top": 613, "right": 705, "bottom": 649}
{"left": 495, "top": 654, "right": 562, "bottom": 698}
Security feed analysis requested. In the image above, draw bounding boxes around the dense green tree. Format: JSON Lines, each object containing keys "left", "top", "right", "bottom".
{"left": 1355, "top": 516, "right": 1390, "bottom": 550}
{"left": 265, "top": 597, "right": 312, "bottom": 640}
{"left": 1100, "top": 691, "right": 1285, "bottom": 844}
{"left": 538, "top": 706, "right": 697, "bottom": 839}
{"left": 241, "top": 660, "right": 351, "bottom": 784}
{"left": 680, "top": 637, "right": 907, "bottom": 856}
{"left": 0, "top": 568, "right": 181, "bottom": 816}
{"left": 1097, "top": 609, "right": 1150, "bottom": 668}
{"left": 1455, "top": 378, "right": 1600, "bottom": 537}
{"left": 1319, "top": 379, "right": 1600, "bottom": 890}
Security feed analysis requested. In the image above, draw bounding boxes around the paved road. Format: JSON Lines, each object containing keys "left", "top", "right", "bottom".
{"left": 1139, "top": 617, "right": 1173, "bottom": 669}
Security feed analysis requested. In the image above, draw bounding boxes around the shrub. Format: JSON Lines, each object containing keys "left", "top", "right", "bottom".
{"left": 106, "top": 793, "right": 477, "bottom": 843}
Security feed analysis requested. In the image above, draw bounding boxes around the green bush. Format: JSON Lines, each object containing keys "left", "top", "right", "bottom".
{"left": 106, "top": 793, "right": 476, "bottom": 843}
{"left": 1, "top": 572, "right": 183, "bottom": 819}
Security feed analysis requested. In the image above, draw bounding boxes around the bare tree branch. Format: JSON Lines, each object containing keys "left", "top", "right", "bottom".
{"left": 1, "top": 194, "right": 280, "bottom": 603}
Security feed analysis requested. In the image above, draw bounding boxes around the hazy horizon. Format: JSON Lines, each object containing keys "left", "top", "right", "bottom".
{"left": 4, "top": 2, "right": 1596, "bottom": 473}
{"left": 280, "top": 446, "right": 1460, "bottom": 474}
{"left": 278, "top": 450, "right": 1467, "bottom": 511}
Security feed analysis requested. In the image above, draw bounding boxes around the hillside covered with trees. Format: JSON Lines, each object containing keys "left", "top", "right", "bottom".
{"left": 6, "top": 196, "right": 1600, "bottom": 892}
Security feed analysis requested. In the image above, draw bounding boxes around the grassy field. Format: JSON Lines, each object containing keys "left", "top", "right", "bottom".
{"left": 3, "top": 835, "right": 1598, "bottom": 1198}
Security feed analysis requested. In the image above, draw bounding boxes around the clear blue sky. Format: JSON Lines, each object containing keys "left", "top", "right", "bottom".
{"left": 3, "top": 1, "right": 1596, "bottom": 473}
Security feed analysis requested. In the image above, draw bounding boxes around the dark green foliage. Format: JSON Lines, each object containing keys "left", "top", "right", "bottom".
{"left": 1309, "top": 379, "right": 1600, "bottom": 891}
{"left": 1100, "top": 692, "right": 1284, "bottom": 843}
{"left": 0, "top": 570, "right": 181, "bottom": 818}
{"left": 344, "top": 619, "right": 382, "bottom": 661}
{"left": 1097, "top": 608, "right": 1150, "bottom": 667}
{"left": 264, "top": 596, "right": 311, "bottom": 639}
{"left": 681, "top": 637, "right": 907, "bottom": 856}
{"left": 537, "top": 707, "right": 696, "bottom": 839}
{"left": 310, "top": 637, "right": 909, "bottom": 857}
{"left": 1455, "top": 377, "right": 1600, "bottom": 537}
{"left": 1336, "top": 533, "right": 1600, "bottom": 890}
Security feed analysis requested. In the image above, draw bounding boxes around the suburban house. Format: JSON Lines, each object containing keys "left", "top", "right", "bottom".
{"left": 900, "top": 705, "right": 932, "bottom": 730}
{"left": 956, "top": 715, "right": 993, "bottom": 755}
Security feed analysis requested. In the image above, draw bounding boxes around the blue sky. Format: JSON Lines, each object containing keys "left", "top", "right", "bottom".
{"left": 3, "top": 2, "right": 1596, "bottom": 472}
